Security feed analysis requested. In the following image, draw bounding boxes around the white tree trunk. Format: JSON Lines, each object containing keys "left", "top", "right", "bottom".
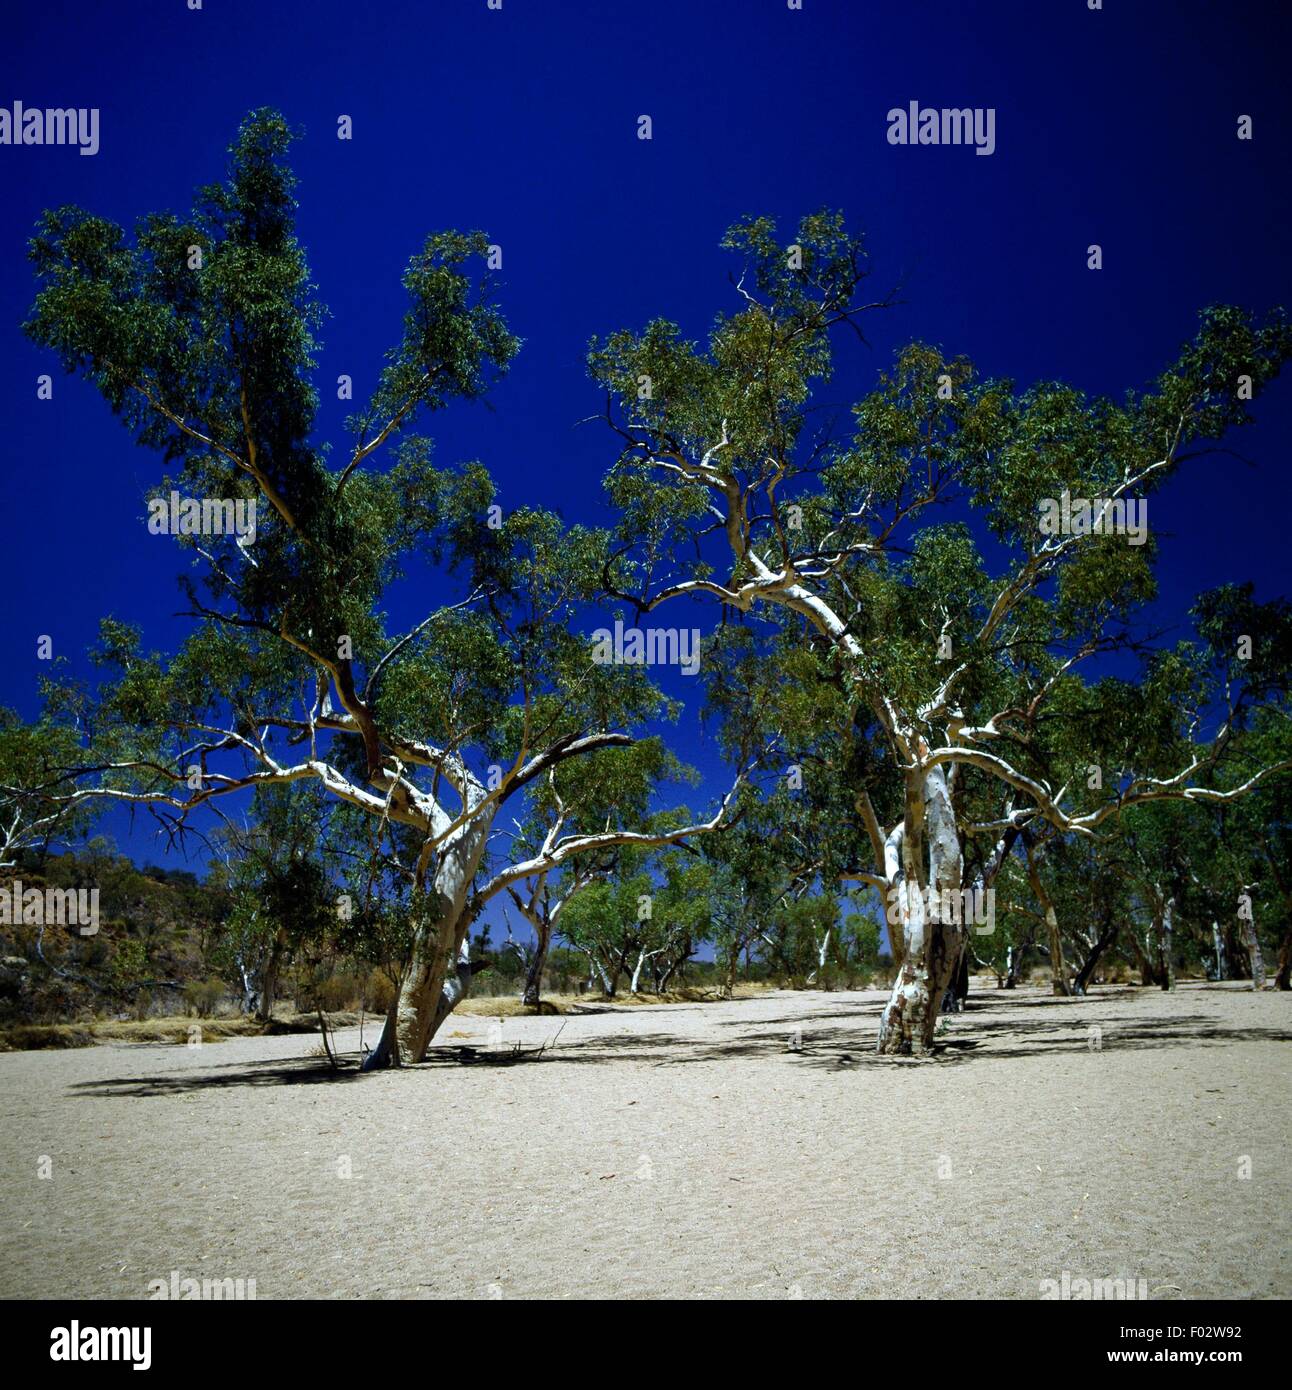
{"left": 580, "top": 951, "right": 615, "bottom": 996}
{"left": 1212, "top": 920, "right": 1227, "bottom": 981}
{"left": 237, "top": 957, "right": 258, "bottom": 1015}
{"left": 817, "top": 927, "right": 831, "bottom": 971}
{"left": 1162, "top": 896, "right": 1176, "bottom": 991}
{"left": 877, "top": 765, "right": 963, "bottom": 1055}
{"left": 362, "top": 814, "right": 493, "bottom": 1070}
{"left": 1243, "top": 916, "right": 1267, "bottom": 991}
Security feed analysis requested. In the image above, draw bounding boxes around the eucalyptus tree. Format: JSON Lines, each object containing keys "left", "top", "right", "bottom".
{"left": 211, "top": 782, "right": 335, "bottom": 1018}
{"left": 700, "top": 621, "right": 900, "bottom": 988}
{"left": 504, "top": 858, "right": 609, "bottom": 1007}
{"left": 1008, "top": 588, "right": 1292, "bottom": 992}
{"left": 0, "top": 706, "right": 93, "bottom": 868}
{"left": 1113, "top": 803, "right": 1217, "bottom": 989}
{"left": 1035, "top": 833, "right": 1128, "bottom": 995}
{"left": 557, "top": 858, "right": 652, "bottom": 997}
{"left": 544, "top": 839, "right": 708, "bottom": 996}
{"left": 703, "top": 798, "right": 803, "bottom": 996}
{"left": 22, "top": 109, "right": 740, "bottom": 1069}
{"left": 765, "top": 892, "right": 844, "bottom": 986}
{"left": 495, "top": 739, "right": 689, "bottom": 1005}
{"left": 589, "top": 210, "right": 1292, "bottom": 1052}
{"left": 1202, "top": 709, "right": 1292, "bottom": 987}
{"left": 637, "top": 850, "right": 714, "bottom": 992}
{"left": 1001, "top": 819, "right": 1166, "bottom": 994}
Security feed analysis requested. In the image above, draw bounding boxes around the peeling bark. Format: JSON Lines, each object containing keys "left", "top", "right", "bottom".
{"left": 361, "top": 816, "right": 492, "bottom": 1070}
{"left": 877, "top": 763, "right": 963, "bottom": 1055}
{"left": 1242, "top": 912, "right": 1267, "bottom": 991}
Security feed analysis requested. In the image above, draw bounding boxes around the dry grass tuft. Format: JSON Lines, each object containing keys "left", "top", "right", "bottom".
{"left": 0, "top": 1010, "right": 367, "bottom": 1052}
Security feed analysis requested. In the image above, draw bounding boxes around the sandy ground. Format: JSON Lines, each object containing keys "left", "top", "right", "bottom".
{"left": 0, "top": 981, "right": 1288, "bottom": 1300}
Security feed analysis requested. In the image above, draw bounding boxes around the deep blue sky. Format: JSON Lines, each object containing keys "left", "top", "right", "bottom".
{"left": 2, "top": 0, "right": 1290, "bottom": 876}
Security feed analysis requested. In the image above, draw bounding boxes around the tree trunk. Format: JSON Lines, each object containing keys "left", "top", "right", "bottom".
{"left": 606, "top": 944, "right": 632, "bottom": 998}
{"left": 237, "top": 959, "right": 258, "bottom": 1015}
{"left": 1276, "top": 924, "right": 1292, "bottom": 991}
{"left": 1128, "top": 928, "right": 1160, "bottom": 987}
{"left": 882, "top": 821, "right": 907, "bottom": 973}
{"left": 657, "top": 943, "right": 688, "bottom": 992}
{"left": 583, "top": 952, "right": 615, "bottom": 997}
{"left": 522, "top": 922, "right": 551, "bottom": 1007}
{"left": 1072, "top": 918, "right": 1117, "bottom": 996}
{"left": 254, "top": 929, "right": 287, "bottom": 1023}
{"left": 877, "top": 765, "right": 963, "bottom": 1055}
{"left": 721, "top": 930, "right": 751, "bottom": 998}
{"left": 1026, "top": 847, "right": 1070, "bottom": 996}
{"left": 1212, "top": 921, "right": 1228, "bottom": 982}
{"left": 1004, "top": 942, "right": 1023, "bottom": 988}
{"left": 361, "top": 817, "right": 492, "bottom": 1071}
{"left": 1242, "top": 915, "right": 1267, "bottom": 991}
{"left": 1160, "top": 897, "right": 1176, "bottom": 992}
{"left": 941, "top": 944, "right": 970, "bottom": 1012}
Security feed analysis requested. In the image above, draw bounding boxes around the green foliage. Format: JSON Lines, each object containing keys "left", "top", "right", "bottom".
{"left": 19, "top": 136, "right": 1292, "bottom": 1033}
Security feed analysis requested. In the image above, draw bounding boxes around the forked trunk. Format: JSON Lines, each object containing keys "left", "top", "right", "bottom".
{"left": 1072, "top": 918, "right": 1117, "bottom": 995}
{"left": 657, "top": 943, "right": 687, "bottom": 992}
{"left": 522, "top": 922, "right": 552, "bottom": 1007}
{"left": 583, "top": 953, "right": 615, "bottom": 997}
{"left": 361, "top": 817, "right": 491, "bottom": 1070}
{"left": 1128, "top": 928, "right": 1161, "bottom": 987}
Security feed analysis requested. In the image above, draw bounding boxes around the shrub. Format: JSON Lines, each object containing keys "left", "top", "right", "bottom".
{"left": 362, "top": 969, "right": 396, "bottom": 1014}
{"left": 183, "top": 978, "right": 225, "bottom": 1018}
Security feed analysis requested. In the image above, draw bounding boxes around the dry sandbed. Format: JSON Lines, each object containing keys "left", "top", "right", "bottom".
{"left": 0, "top": 982, "right": 1286, "bottom": 1300}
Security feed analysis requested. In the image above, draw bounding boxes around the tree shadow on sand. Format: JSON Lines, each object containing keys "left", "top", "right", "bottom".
{"left": 783, "top": 1009, "right": 1292, "bottom": 1071}
{"left": 67, "top": 991, "right": 1291, "bottom": 1095}
{"left": 69, "top": 1053, "right": 367, "bottom": 1097}
{"left": 460, "top": 998, "right": 1292, "bottom": 1072}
